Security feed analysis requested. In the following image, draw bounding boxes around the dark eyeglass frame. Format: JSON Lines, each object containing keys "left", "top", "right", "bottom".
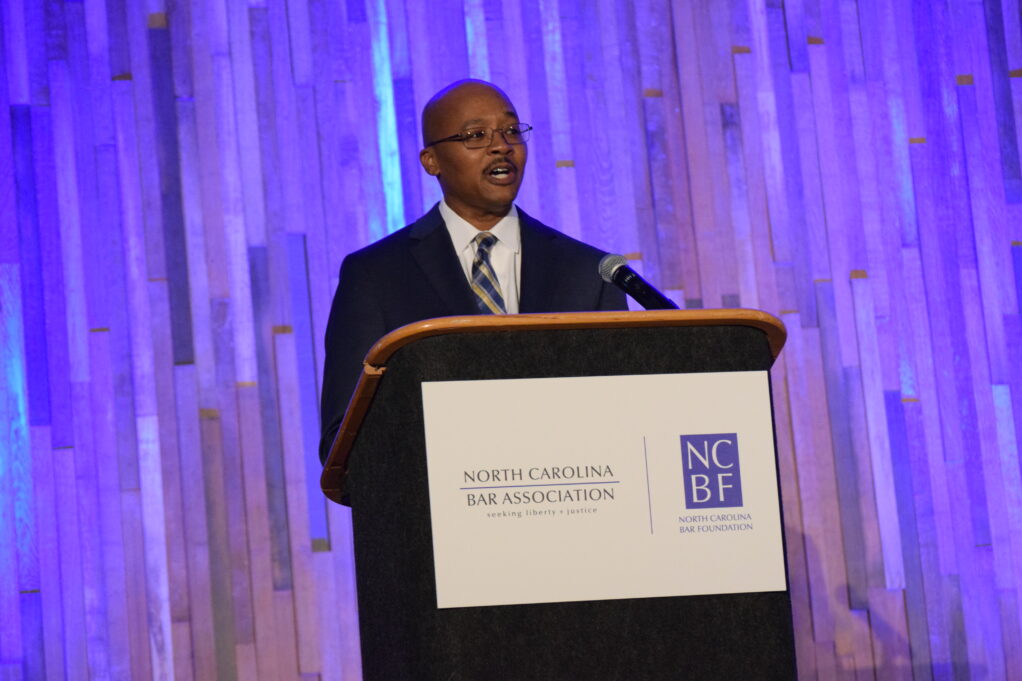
{"left": 424, "top": 123, "right": 533, "bottom": 149}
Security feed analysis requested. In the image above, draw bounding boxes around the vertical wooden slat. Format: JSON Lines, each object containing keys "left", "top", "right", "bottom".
{"left": 149, "top": 14, "right": 195, "bottom": 368}
{"left": 53, "top": 445, "right": 89, "bottom": 680}
{"left": 175, "top": 368, "right": 217, "bottom": 681}
{"left": 634, "top": 0, "right": 685, "bottom": 289}
{"left": 30, "top": 427, "right": 67, "bottom": 681}
{"left": 4, "top": 71, "right": 42, "bottom": 681}
{"left": 196, "top": 397, "right": 239, "bottom": 681}
{"left": 365, "top": 0, "right": 404, "bottom": 236}
{"left": 884, "top": 392, "right": 933, "bottom": 671}
{"left": 463, "top": 0, "right": 490, "bottom": 80}
{"left": 147, "top": 279, "right": 192, "bottom": 672}
{"left": 236, "top": 382, "right": 290, "bottom": 681}
{"left": 815, "top": 281, "right": 868, "bottom": 607}
{"left": 274, "top": 329, "right": 322, "bottom": 673}
{"left": 687, "top": 2, "right": 740, "bottom": 308}
{"left": 0, "top": 265, "right": 28, "bottom": 670}
{"left": 224, "top": 0, "right": 267, "bottom": 249}
{"left": 537, "top": 0, "right": 582, "bottom": 240}
{"left": 2, "top": 0, "right": 31, "bottom": 106}
{"left": 246, "top": 246, "right": 294, "bottom": 590}
{"left": 581, "top": 0, "right": 642, "bottom": 257}
{"left": 79, "top": 3, "right": 128, "bottom": 664}
{"left": 720, "top": 89, "right": 758, "bottom": 309}
{"left": 117, "top": 32, "right": 176, "bottom": 668}
{"left": 46, "top": 15, "right": 91, "bottom": 681}
{"left": 70, "top": 376, "right": 114, "bottom": 680}
{"left": 955, "top": 0, "right": 1016, "bottom": 383}
{"left": 89, "top": 329, "right": 133, "bottom": 680}
{"left": 117, "top": 490, "right": 153, "bottom": 680}
{"left": 851, "top": 273, "right": 905, "bottom": 588}
{"left": 671, "top": 0, "right": 718, "bottom": 307}
{"left": 903, "top": 394, "right": 955, "bottom": 681}
{"left": 387, "top": 3, "right": 424, "bottom": 224}
{"left": 400, "top": 0, "right": 438, "bottom": 215}
{"left": 770, "top": 357, "right": 817, "bottom": 680}
{"left": 285, "top": 235, "right": 329, "bottom": 543}
{"left": 328, "top": 504, "right": 362, "bottom": 681}
{"left": 993, "top": 384, "right": 1022, "bottom": 674}
{"left": 557, "top": 0, "right": 598, "bottom": 245}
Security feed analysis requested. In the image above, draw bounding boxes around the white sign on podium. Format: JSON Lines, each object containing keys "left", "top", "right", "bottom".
{"left": 422, "top": 370, "right": 786, "bottom": 609}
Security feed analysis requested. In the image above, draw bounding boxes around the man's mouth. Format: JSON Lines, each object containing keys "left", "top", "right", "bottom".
{"left": 486, "top": 160, "right": 518, "bottom": 183}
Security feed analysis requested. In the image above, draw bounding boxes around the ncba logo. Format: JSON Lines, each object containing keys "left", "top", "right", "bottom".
{"left": 680, "top": 434, "right": 743, "bottom": 509}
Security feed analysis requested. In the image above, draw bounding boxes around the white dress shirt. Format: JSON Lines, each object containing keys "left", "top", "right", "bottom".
{"left": 440, "top": 199, "right": 521, "bottom": 314}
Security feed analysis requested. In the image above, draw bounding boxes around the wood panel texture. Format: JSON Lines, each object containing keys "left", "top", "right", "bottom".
{"left": 1, "top": 0, "right": 1020, "bottom": 678}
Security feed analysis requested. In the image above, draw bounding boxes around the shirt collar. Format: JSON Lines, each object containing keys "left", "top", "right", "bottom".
{"left": 440, "top": 199, "right": 521, "bottom": 253}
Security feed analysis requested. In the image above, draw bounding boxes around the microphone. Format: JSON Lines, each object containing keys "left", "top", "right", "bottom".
{"left": 598, "top": 254, "right": 679, "bottom": 310}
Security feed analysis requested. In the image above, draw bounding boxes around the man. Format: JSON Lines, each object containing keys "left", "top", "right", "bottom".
{"left": 319, "top": 79, "right": 627, "bottom": 464}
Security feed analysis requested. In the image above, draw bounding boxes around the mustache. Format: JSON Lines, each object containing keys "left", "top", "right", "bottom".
{"left": 485, "top": 157, "right": 518, "bottom": 173}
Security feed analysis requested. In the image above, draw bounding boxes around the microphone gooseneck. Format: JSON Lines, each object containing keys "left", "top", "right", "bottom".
{"left": 598, "top": 254, "right": 679, "bottom": 311}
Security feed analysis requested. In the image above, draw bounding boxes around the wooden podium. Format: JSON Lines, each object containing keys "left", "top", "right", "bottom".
{"left": 322, "top": 310, "right": 796, "bottom": 681}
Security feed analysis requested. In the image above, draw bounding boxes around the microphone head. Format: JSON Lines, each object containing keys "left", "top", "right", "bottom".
{"left": 598, "top": 254, "right": 628, "bottom": 283}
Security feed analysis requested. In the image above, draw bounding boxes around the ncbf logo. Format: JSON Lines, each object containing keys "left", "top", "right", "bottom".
{"left": 680, "top": 434, "right": 743, "bottom": 508}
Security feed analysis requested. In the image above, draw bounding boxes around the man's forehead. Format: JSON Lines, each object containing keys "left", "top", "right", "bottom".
{"left": 459, "top": 111, "right": 520, "bottom": 127}
{"left": 437, "top": 87, "right": 514, "bottom": 117}
{"left": 422, "top": 80, "right": 517, "bottom": 141}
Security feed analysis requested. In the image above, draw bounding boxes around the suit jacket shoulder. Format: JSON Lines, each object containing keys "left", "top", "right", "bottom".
{"left": 517, "top": 208, "right": 627, "bottom": 313}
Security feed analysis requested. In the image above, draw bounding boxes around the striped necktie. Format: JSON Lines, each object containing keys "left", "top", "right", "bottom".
{"left": 470, "top": 232, "right": 506, "bottom": 314}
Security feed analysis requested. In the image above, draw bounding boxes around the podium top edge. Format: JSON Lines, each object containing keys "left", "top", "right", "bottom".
{"left": 365, "top": 309, "right": 787, "bottom": 367}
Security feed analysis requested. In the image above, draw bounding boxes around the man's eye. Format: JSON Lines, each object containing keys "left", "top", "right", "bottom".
{"left": 505, "top": 126, "right": 523, "bottom": 137}
{"left": 462, "top": 129, "right": 487, "bottom": 140}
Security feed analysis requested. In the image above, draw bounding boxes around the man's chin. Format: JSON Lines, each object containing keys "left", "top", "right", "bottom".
{"left": 443, "top": 185, "right": 522, "bottom": 221}
{"left": 481, "top": 185, "right": 521, "bottom": 210}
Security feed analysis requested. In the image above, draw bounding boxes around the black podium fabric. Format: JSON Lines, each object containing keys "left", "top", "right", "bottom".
{"left": 346, "top": 324, "right": 796, "bottom": 681}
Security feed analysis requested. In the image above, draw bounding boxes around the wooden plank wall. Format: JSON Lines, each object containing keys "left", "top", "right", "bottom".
{"left": 1, "top": 0, "right": 1020, "bottom": 678}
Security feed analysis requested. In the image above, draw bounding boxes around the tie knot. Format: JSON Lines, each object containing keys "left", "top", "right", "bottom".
{"left": 473, "top": 232, "right": 498, "bottom": 253}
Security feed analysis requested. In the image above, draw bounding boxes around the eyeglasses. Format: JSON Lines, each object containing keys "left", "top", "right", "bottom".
{"left": 425, "top": 123, "right": 533, "bottom": 149}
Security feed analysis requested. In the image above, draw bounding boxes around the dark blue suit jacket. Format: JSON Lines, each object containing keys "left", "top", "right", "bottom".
{"left": 319, "top": 204, "right": 628, "bottom": 463}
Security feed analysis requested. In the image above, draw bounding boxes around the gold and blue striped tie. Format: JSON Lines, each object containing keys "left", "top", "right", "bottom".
{"left": 470, "top": 232, "right": 506, "bottom": 314}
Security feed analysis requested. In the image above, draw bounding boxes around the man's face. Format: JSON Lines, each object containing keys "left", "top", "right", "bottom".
{"left": 419, "top": 83, "right": 528, "bottom": 228}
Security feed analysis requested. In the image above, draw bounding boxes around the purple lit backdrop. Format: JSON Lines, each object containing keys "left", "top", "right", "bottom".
{"left": 1, "top": 0, "right": 1021, "bottom": 679}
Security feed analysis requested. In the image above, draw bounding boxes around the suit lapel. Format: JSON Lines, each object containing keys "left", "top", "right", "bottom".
{"left": 518, "top": 210, "right": 561, "bottom": 313}
{"left": 409, "top": 205, "right": 478, "bottom": 315}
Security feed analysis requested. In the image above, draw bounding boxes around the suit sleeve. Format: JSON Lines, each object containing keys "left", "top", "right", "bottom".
{"left": 319, "top": 253, "right": 386, "bottom": 465}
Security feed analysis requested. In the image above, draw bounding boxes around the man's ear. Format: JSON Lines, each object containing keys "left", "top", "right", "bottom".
{"left": 420, "top": 148, "right": 440, "bottom": 176}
